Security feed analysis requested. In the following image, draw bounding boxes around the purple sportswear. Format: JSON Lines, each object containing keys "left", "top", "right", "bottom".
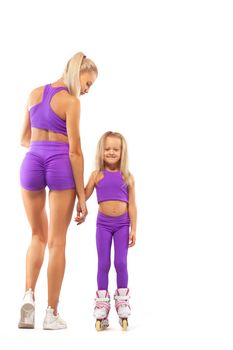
{"left": 95, "top": 170, "right": 130, "bottom": 290}
{"left": 20, "top": 84, "right": 75, "bottom": 191}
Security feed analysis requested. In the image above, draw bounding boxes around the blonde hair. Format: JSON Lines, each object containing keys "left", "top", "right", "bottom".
{"left": 95, "top": 131, "right": 131, "bottom": 184}
{"left": 63, "top": 52, "right": 98, "bottom": 97}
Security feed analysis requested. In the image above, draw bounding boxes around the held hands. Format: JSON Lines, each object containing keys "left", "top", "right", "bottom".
{"left": 128, "top": 230, "right": 136, "bottom": 247}
{"left": 75, "top": 199, "right": 88, "bottom": 225}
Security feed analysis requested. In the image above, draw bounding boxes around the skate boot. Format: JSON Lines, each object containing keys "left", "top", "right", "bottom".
{"left": 18, "top": 288, "right": 35, "bottom": 329}
{"left": 43, "top": 306, "right": 67, "bottom": 330}
{"left": 114, "top": 288, "right": 131, "bottom": 330}
{"left": 93, "top": 290, "right": 111, "bottom": 331}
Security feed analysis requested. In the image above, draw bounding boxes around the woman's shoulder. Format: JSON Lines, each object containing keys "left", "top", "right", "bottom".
{"left": 29, "top": 85, "right": 45, "bottom": 97}
{"left": 28, "top": 85, "right": 45, "bottom": 107}
{"left": 63, "top": 93, "right": 80, "bottom": 113}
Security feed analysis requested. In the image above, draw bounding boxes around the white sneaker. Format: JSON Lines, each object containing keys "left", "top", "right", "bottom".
{"left": 18, "top": 288, "right": 35, "bottom": 329}
{"left": 43, "top": 306, "right": 67, "bottom": 330}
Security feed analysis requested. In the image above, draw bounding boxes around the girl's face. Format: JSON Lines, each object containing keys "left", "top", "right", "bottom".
{"left": 103, "top": 136, "right": 122, "bottom": 167}
{"left": 80, "top": 71, "right": 97, "bottom": 95}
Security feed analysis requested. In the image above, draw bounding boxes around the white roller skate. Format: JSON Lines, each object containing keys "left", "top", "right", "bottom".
{"left": 114, "top": 288, "right": 131, "bottom": 331}
{"left": 18, "top": 288, "right": 35, "bottom": 329}
{"left": 93, "top": 290, "right": 111, "bottom": 331}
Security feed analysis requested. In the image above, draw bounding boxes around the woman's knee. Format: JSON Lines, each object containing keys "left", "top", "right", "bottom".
{"left": 48, "top": 237, "right": 66, "bottom": 250}
{"left": 31, "top": 228, "right": 48, "bottom": 245}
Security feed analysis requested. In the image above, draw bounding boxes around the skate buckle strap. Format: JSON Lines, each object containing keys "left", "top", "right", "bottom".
{"left": 95, "top": 297, "right": 110, "bottom": 302}
{"left": 95, "top": 301, "right": 110, "bottom": 311}
{"left": 115, "top": 300, "right": 130, "bottom": 310}
{"left": 115, "top": 300, "right": 131, "bottom": 311}
{"left": 114, "top": 295, "right": 130, "bottom": 301}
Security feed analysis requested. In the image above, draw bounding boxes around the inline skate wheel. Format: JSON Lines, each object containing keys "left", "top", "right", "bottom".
{"left": 95, "top": 320, "right": 101, "bottom": 331}
{"left": 122, "top": 319, "right": 128, "bottom": 331}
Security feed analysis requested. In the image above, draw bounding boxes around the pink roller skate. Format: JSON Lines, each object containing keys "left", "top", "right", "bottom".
{"left": 114, "top": 288, "right": 131, "bottom": 330}
{"left": 93, "top": 290, "right": 111, "bottom": 331}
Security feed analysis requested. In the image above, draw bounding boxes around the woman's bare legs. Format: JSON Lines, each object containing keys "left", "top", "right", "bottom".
{"left": 47, "top": 189, "right": 76, "bottom": 314}
{"left": 21, "top": 189, "right": 48, "bottom": 293}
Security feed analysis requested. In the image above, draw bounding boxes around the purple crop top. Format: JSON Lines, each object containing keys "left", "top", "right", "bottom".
{"left": 29, "top": 84, "right": 68, "bottom": 136}
{"left": 95, "top": 170, "right": 129, "bottom": 203}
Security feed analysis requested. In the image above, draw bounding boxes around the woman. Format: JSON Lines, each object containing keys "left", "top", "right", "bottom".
{"left": 18, "top": 52, "right": 98, "bottom": 330}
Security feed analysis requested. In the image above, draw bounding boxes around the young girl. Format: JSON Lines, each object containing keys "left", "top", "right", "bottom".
{"left": 76, "top": 131, "right": 137, "bottom": 330}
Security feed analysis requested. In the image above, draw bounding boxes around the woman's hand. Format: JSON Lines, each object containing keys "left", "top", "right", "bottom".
{"left": 128, "top": 230, "right": 136, "bottom": 247}
{"left": 75, "top": 199, "right": 88, "bottom": 225}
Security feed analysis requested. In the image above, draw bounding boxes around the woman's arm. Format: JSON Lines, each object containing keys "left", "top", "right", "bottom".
{"left": 20, "top": 103, "right": 31, "bottom": 148}
{"left": 128, "top": 174, "right": 137, "bottom": 247}
{"left": 74, "top": 171, "right": 97, "bottom": 225}
{"left": 66, "top": 96, "right": 88, "bottom": 221}
{"left": 66, "top": 97, "right": 85, "bottom": 201}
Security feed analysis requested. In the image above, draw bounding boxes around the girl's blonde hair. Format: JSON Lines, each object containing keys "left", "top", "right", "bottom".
{"left": 63, "top": 52, "right": 98, "bottom": 97}
{"left": 95, "top": 131, "right": 131, "bottom": 184}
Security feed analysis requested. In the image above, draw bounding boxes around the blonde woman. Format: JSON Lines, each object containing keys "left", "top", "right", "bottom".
{"left": 19, "top": 52, "right": 98, "bottom": 330}
{"left": 76, "top": 131, "right": 137, "bottom": 331}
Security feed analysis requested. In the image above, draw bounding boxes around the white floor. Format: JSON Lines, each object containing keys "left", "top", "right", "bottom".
{"left": 1, "top": 300, "right": 148, "bottom": 350}
{"left": 1, "top": 288, "right": 233, "bottom": 350}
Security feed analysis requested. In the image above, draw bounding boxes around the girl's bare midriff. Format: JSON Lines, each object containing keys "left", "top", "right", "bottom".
{"left": 31, "top": 128, "right": 69, "bottom": 143}
{"left": 98, "top": 200, "right": 128, "bottom": 216}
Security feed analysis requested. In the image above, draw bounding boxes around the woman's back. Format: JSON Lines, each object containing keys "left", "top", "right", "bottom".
{"left": 29, "top": 83, "right": 71, "bottom": 143}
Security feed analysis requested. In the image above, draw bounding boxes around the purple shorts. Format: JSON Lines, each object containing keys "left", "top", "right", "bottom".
{"left": 20, "top": 141, "right": 76, "bottom": 191}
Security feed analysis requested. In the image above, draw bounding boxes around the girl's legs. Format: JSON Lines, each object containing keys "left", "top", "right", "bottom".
{"left": 47, "top": 189, "right": 76, "bottom": 314}
{"left": 96, "top": 224, "right": 113, "bottom": 290}
{"left": 113, "top": 224, "right": 130, "bottom": 288}
{"left": 21, "top": 189, "right": 48, "bottom": 292}
{"left": 113, "top": 223, "right": 131, "bottom": 327}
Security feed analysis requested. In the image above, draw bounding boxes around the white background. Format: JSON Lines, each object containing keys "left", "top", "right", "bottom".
{"left": 0, "top": 0, "right": 232, "bottom": 349}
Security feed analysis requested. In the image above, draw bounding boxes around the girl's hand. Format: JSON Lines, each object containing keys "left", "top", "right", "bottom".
{"left": 75, "top": 200, "right": 88, "bottom": 225}
{"left": 129, "top": 230, "right": 136, "bottom": 247}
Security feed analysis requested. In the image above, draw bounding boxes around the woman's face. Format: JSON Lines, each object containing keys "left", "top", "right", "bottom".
{"left": 80, "top": 71, "right": 97, "bottom": 95}
{"left": 103, "top": 136, "right": 122, "bottom": 167}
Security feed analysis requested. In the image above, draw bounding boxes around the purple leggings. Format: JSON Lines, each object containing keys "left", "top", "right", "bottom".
{"left": 96, "top": 211, "right": 130, "bottom": 290}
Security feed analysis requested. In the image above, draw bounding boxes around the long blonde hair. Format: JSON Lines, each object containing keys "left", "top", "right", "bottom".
{"left": 63, "top": 52, "right": 98, "bottom": 97}
{"left": 95, "top": 131, "right": 131, "bottom": 184}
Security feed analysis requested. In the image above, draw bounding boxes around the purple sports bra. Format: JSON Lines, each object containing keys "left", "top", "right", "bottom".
{"left": 29, "top": 84, "right": 68, "bottom": 136}
{"left": 95, "top": 170, "right": 129, "bottom": 203}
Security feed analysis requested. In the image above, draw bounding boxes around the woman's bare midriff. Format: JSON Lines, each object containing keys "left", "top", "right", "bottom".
{"left": 98, "top": 200, "right": 128, "bottom": 216}
{"left": 31, "top": 128, "right": 69, "bottom": 143}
